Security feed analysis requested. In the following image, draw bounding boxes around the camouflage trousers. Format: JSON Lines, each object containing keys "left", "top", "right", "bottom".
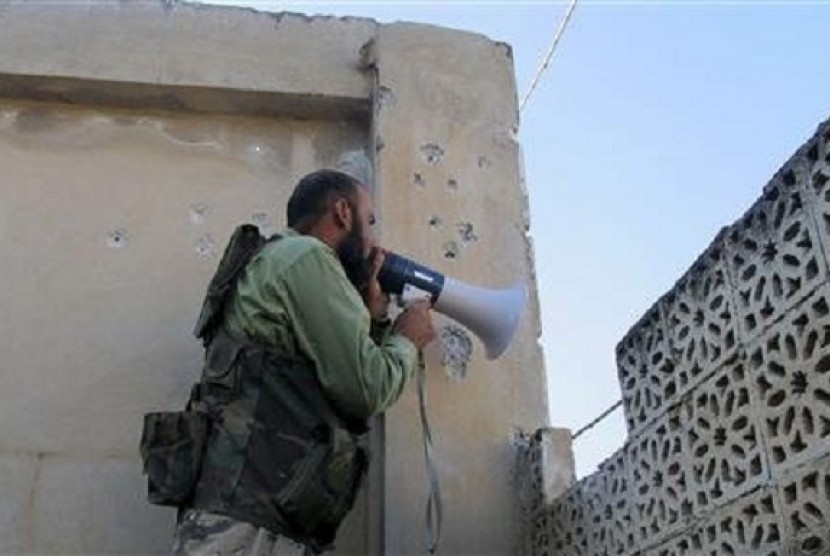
{"left": 173, "top": 509, "right": 311, "bottom": 556}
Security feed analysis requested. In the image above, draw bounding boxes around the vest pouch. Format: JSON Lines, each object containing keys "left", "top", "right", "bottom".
{"left": 140, "top": 410, "right": 209, "bottom": 506}
{"left": 202, "top": 332, "right": 245, "bottom": 400}
{"left": 276, "top": 427, "right": 367, "bottom": 541}
{"left": 324, "top": 427, "right": 367, "bottom": 518}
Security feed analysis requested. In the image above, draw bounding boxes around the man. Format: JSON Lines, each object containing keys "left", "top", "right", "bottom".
{"left": 173, "top": 170, "right": 436, "bottom": 555}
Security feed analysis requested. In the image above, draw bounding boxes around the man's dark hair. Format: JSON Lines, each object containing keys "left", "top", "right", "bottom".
{"left": 286, "top": 170, "right": 361, "bottom": 230}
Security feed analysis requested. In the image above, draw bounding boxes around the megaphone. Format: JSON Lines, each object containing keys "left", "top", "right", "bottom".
{"left": 378, "top": 252, "right": 527, "bottom": 359}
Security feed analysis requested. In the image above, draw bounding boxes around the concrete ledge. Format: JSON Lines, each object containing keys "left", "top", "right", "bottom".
{"left": 0, "top": 73, "right": 370, "bottom": 121}
{"left": 0, "top": 1, "right": 377, "bottom": 112}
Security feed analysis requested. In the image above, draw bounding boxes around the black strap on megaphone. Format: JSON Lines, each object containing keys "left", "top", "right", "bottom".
{"left": 418, "top": 353, "right": 442, "bottom": 554}
{"left": 381, "top": 252, "right": 445, "bottom": 552}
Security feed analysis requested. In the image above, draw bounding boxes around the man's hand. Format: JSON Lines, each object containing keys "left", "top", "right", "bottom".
{"left": 393, "top": 301, "right": 436, "bottom": 350}
{"left": 363, "top": 248, "right": 390, "bottom": 322}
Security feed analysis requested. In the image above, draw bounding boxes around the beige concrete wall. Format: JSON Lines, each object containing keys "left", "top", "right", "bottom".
{"left": 369, "top": 23, "right": 548, "bottom": 555}
{"left": 0, "top": 2, "right": 552, "bottom": 554}
{"left": 0, "top": 99, "right": 367, "bottom": 554}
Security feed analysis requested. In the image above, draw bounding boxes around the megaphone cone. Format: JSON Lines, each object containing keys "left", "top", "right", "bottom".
{"left": 378, "top": 252, "right": 527, "bottom": 360}
{"left": 436, "top": 278, "right": 527, "bottom": 360}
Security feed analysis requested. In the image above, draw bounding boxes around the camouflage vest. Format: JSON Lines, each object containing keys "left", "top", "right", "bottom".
{"left": 141, "top": 225, "right": 369, "bottom": 554}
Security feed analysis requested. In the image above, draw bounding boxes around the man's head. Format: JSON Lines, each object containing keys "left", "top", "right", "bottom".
{"left": 286, "top": 170, "right": 377, "bottom": 290}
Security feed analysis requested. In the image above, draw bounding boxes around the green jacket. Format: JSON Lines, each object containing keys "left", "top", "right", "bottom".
{"left": 187, "top": 227, "right": 419, "bottom": 552}
{"left": 223, "top": 228, "right": 419, "bottom": 418}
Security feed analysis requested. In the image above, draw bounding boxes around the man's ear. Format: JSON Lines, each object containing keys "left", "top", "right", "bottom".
{"left": 333, "top": 198, "right": 353, "bottom": 230}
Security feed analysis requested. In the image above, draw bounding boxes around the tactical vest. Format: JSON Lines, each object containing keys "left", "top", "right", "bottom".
{"left": 140, "top": 225, "right": 369, "bottom": 554}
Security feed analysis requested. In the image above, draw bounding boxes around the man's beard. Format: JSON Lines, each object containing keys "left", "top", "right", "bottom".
{"left": 337, "top": 221, "right": 372, "bottom": 292}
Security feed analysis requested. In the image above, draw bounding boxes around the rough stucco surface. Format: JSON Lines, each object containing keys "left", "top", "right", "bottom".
{"left": 0, "top": 453, "right": 38, "bottom": 555}
{"left": 0, "top": 99, "right": 368, "bottom": 554}
{"left": 527, "top": 119, "right": 830, "bottom": 556}
{"left": 0, "top": 2, "right": 554, "bottom": 555}
{"left": 369, "top": 22, "right": 548, "bottom": 555}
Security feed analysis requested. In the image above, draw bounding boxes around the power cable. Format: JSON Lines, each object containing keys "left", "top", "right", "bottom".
{"left": 519, "top": 0, "right": 578, "bottom": 112}
{"left": 571, "top": 399, "right": 622, "bottom": 440}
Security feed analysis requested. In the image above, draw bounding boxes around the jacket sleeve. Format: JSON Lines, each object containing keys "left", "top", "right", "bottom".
{"left": 278, "top": 246, "right": 419, "bottom": 419}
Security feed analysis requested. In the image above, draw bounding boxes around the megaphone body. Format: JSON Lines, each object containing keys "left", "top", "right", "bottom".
{"left": 377, "top": 252, "right": 527, "bottom": 359}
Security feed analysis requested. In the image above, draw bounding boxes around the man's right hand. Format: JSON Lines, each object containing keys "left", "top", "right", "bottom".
{"left": 393, "top": 301, "right": 436, "bottom": 350}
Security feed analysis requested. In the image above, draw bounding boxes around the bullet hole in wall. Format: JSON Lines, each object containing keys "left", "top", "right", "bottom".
{"left": 420, "top": 144, "right": 444, "bottom": 166}
{"left": 413, "top": 172, "right": 425, "bottom": 187}
{"left": 107, "top": 228, "right": 129, "bottom": 248}
{"left": 195, "top": 235, "right": 218, "bottom": 259}
{"left": 458, "top": 222, "right": 477, "bottom": 244}
{"left": 441, "top": 324, "right": 473, "bottom": 381}
{"left": 443, "top": 241, "right": 460, "bottom": 259}
{"left": 447, "top": 178, "right": 459, "bottom": 191}
{"left": 189, "top": 202, "right": 210, "bottom": 225}
{"left": 429, "top": 216, "right": 443, "bottom": 229}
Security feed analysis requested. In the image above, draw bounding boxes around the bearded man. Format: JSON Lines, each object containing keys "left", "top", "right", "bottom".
{"left": 169, "top": 170, "right": 436, "bottom": 555}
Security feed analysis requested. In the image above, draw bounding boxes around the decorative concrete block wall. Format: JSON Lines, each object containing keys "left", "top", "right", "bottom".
{"left": 526, "top": 119, "right": 830, "bottom": 555}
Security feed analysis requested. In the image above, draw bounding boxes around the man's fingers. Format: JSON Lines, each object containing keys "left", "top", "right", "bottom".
{"left": 409, "top": 299, "right": 432, "bottom": 311}
{"left": 369, "top": 248, "right": 386, "bottom": 280}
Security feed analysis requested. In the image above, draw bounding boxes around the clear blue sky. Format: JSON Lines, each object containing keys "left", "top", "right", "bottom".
{"left": 203, "top": 0, "right": 830, "bottom": 477}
